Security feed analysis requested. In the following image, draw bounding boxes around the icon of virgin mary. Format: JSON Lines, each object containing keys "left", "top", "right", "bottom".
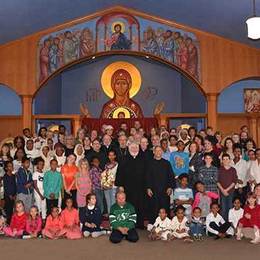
{"left": 100, "top": 69, "right": 143, "bottom": 118}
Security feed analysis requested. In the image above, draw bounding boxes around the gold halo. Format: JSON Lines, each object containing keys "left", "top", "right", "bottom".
{"left": 112, "top": 107, "right": 131, "bottom": 118}
{"left": 111, "top": 21, "right": 125, "bottom": 33}
{"left": 101, "top": 61, "right": 142, "bottom": 98}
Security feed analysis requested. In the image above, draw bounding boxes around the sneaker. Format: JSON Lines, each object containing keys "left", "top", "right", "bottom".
{"left": 83, "top": 231, "right": 90, "bottom": 238}
{"left": 22, "top": 235, "right": 31, "bottom": 239}
{"left": 198, "top": 234, "right": 204, "bottom": 241}
{"left": 184, "top": 237, "right": 193, "bottom": 243}
{"left": 91, "top": 230, "right": 107, "bottom": 238}
{"left": 250, "top": 237, "right": 260, "bottom": 244}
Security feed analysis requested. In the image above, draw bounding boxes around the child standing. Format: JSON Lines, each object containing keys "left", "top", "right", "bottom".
{"left": 89, "top": 157, "right": 104, "bottom": 214}
{"left": 24, "top": 206, "right": 42, "bottom": 238}
{"left": 217, "top": 154, "right": 238, "bottom": 221}
{"left": 33, "top": 158, "right": 46, "bottom": 221}
{"left": 148, "top": 208, "right": 171, "bottom": 241}
{"left": 193, "top": 181, "right": 219, "bottom": 218}
{"left": 101, "top": 150, "right": 118, "bottom": 214}
{"left": 4, "top": 200, "right": 27, "bottom": 238}
{"left": 60, "top": 198, "right": 82, "bottom": 239}
{"left": 43, "top": 159, "right": 62, "bottom": 215}
{"left": 42, "top": 206, "right": 66, "bottom": 239}
{"left": 228, "top": 198, "right": 244, "bottom": 236}
{"left": 237, "top": 192, "right": 260, "bottom": 244}
{"left": 206, "top": 202, "right": 231, "bottom": 239}
{"left": 16, "top": 157, "right": 34, "bottom": 212}
{"left": 173, "top": 174, "right": 193, "bottom": 217}
{"left": 169, "top": 206, "right": 192, "bottom": 242}
{"left": 79, "top": 193, "right": 106, "bottom": 238}
{"left": 3, "top": 161, "right": 16, "bottom": 224}
{"left": 189, "top": 207, "right": 205, "bottom": 240}
{"left": 75, "top": 159, "right": 92, "bottom": 213}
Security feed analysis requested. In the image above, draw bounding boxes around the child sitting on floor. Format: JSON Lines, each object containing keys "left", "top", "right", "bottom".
{"left": 79, "top": 193, "right": 106, "bottom": 238}
{"left": 23, "top": 205, "right": 42, "bottom": 239}
{"left": 148, "top": 208, "right": 171, "bottom": 241}
{"left": 189, "top": 207, "right": 205, "bottom": 240}
{"left": 228, "top": 198, "right": 244, "bottom": 236}
{"left": 193, "top": 181, "right": 219, "bottom": 218}
{"left": 0, "top": 208, "right": 6, "bottom": 235}
{"left": 4, "top": 200, "right": 27, "bottom": 238}
{"left": 237, "top": 192, "right": 260, "bottom": 244}
{"left": 42, "top": 207, "right": 66, "bottom": 239}
{"left": 61, "top": 198, "right": 82, "bottom": 239}
{"left": 169, "top": 206, "right": 192, "bottom": 242}
{"left": 206, "top": 202, "right": 231, "bottom": 239}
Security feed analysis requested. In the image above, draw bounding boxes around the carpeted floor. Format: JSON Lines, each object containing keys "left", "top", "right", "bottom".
{"left": 1, "top": 231, "right": 260, "bottom": 260}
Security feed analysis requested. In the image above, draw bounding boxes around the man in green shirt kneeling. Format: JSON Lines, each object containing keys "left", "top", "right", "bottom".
{"left": 109, "top": 191, "right": 139, "bottom": 243}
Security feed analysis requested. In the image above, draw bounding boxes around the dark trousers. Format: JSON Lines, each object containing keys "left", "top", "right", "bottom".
{"left": 147, "top": 193, "right": 170, "bottom": 224}
{"left": 46, "top": 199, "right": 58, "bottom": 215}
{"left": 208, "top": 222, "right": 231, "bottom": 237}
{"left": 4, "top": 195, "right": 15, "bottom": 224}
{"left": 109, "top": 229, "right": 139, "bottom": 244}
{"left": 220, "top": 192, "right": 233, "bottom": 221}
{"left": 234, "top": 186, "right": 249, "bottom": 206}
{"left": 62, "top": 190, "right": 77, "bottom": 209}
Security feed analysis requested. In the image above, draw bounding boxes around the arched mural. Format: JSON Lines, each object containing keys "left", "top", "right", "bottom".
{"left": 34, "top": 55, "right": 205, "bottom": 117}
{"left": 38, "top": 11, "right": 200, "bottom": 84}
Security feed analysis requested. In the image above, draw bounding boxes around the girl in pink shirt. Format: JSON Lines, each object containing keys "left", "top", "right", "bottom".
{"left": 61, "top": 198, "right": 82, "bottom": 239}
{"left": 42, "top": 206, "right": 66, "bottom": 239}
{"left": 4, "top": 200, "right": 27, "bottom": 238}
{"left": 193, "top": 181, "right": 219, "bottom": 218}
{"left": 24, "top": 206, "right": 42, "bottom": 238}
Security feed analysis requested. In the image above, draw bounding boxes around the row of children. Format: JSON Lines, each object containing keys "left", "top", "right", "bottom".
{"left": 0, "top": 194, "right": 107, "bottom": 239}
{"left": 148, "top": 190, "right": 260, "bottom": 244}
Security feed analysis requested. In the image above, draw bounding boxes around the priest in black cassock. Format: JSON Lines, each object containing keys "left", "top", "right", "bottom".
{"left": 146, "top": 146, "right": 175, "bottom": 224}
{"left": 115, "top": 142, "right": 146, "bottom": 229}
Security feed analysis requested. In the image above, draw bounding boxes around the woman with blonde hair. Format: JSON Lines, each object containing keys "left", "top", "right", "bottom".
{"left": 75, "top": 158, "right": 92, "bottom": 212}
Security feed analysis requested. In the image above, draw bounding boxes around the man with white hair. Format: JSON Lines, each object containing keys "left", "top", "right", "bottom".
{"left": 115, "top": 142, "right": 146, "bottom": 229}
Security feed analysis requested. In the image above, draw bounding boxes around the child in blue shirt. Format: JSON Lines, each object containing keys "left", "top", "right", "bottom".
{"left": 170, "top": 141, "right": 189, "bottom": 178}
{"left": 173, "top": 174, "right": 193, "bottom": 218}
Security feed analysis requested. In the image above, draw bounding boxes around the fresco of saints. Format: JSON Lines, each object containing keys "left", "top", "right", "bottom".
{"left": 100, "top": 69, "right": 143, "bottom": 118}
{"left": 186, "top": 37, "right": 198, "bottom": 77}
{"left": 106, "top": 23, "right": 132, "bottom": 50}
{"left": 39, "top": 39, "right": 51, "bottom": 82}
{"left": 79, "top": 28, "right": 95, "bottom": 57}
{"left": 142, "top": 27, "right": 159, "bottom": 56}
{"left": 63, "top": 31, "right": 80, "bottom": 64}
{"left": 176, "top": 36, "right": 188, "bottom": 70}
{"left": 162, "top": 30, "right": 174, "bottom": 63}
{"left": 49, "top": 37, "right": 63, "bottom": 73}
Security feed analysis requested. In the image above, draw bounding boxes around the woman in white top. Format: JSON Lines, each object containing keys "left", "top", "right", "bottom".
{"left": 231, "top": 146, "right": 249, "bottom": 205}
{"left": 249, "top": 149, "right": 260, "bottom": 191}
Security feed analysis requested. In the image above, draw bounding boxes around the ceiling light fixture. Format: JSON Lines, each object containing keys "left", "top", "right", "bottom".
{"left": 246, "top": 0, "right": 260, "bottom": 39}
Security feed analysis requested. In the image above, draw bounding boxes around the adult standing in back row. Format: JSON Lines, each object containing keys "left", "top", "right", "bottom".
{"left": 116, "top": 142, "right": 146, "bottom": 229}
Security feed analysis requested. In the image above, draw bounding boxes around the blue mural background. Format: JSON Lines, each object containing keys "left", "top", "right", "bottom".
{"left": 0, "top": 85, "right": 21, "bottom": 115}
{"left": 218, "top": 80, "right": 260, "bottom": 113}
{"left": 34, "top": 55, "right": 205, "bottom": 117}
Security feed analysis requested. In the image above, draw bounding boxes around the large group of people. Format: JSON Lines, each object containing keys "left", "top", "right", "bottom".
{"left": 0, "top": 122, "right": 260, "bottom": 244}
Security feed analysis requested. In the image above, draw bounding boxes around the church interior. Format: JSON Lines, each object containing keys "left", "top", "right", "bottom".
{"left": 1, "top": 1, "right": 260, "bottom": 259}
